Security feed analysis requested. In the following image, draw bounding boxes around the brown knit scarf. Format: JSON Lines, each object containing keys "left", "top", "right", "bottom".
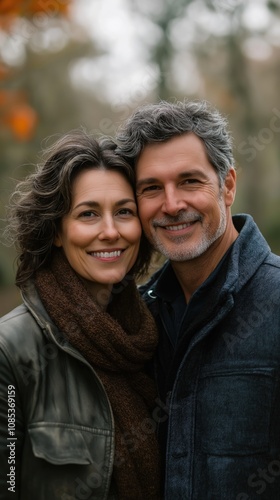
{"left": 34, "top": 249, "right": 161, "bottom": 499}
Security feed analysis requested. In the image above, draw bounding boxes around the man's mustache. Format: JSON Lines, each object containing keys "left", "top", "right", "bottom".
{"left": 152, "top": 211, "right": 203, "bottom": 228}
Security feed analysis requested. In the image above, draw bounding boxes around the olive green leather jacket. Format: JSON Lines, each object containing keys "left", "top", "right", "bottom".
{"left": 0, "top": 282, "right": 116, "bottom": 500}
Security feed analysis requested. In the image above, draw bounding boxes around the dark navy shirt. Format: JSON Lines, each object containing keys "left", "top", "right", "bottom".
{"left": 153, "top": 246, "right": 234, "bottom": 400}
{"left": 150, "top": 247, "right": 234, "bottom": 468}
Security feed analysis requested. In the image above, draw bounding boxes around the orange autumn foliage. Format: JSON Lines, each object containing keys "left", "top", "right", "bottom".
{"left": 0, "top": 0, "right": 70, "bottom": 20}
{"left": 0, "top": 0, "right": 70, "bottom": 31}
{"left": 6, "top": 103, "right": 38, "bottom": 141}
{"left": 0, "top": 0, "right": 71, "bottom": 140}
{"left": 0, "top": 90, "right": 37, "bottom": 140}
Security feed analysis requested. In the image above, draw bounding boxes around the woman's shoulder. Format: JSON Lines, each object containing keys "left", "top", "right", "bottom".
{"left": 0, "top": 303, "right": 44, "bottom": 358}
{"left": 1, "top": 303, "right": 34, "bottom": 330}
{"left": 1, "top": 303, "right": 28, "bottom": 323}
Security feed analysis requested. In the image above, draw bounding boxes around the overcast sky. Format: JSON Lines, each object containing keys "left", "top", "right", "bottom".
{"left": 1, "top": 0, "right": 279, "bottom": 104}
{"left": 69, "top": 0, "right": 278, "bottom": 102}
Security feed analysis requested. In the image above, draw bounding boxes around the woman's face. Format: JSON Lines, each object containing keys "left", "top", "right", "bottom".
{"left": 55, "top": 168, "right": 141, "bottom": 293}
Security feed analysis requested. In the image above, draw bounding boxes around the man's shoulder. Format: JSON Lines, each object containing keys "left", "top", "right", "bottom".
{"left": 265, "top": 251, "right": 280, "bottom": 268}
{"left": 261, "top": 252, "right": 280, "bottom": 284}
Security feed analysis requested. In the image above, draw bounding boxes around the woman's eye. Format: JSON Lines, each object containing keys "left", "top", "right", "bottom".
{"left": 80, "top": 211, "right": 97, "bottom": 218}
{"left": 117, "top": 208, "right": 134, "bottom": 216}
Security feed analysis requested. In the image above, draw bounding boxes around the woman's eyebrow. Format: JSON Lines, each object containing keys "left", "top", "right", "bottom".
{"left": 73, "top": 198, "right": 136, "bottom": 210}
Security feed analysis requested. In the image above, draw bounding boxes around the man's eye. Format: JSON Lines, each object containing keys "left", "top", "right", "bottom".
{"left": 142, "top": 185, "right": 161, "bottom": 192}
{"left": 183, "top": 178, "right": 199, "bottom": 184}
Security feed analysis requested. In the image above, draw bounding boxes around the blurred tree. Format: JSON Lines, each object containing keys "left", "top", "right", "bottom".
{"left": 0, "top": 0, "right": 71, "bottom": 140}
{"left": 128, "top": 0, "right": 280, "bottom": 242}
{"left": 0, "top": 0, "right": 115, "bottom": 312}
{"left": 127, "top": 0, "right": 194, "bottom": 99}
{"left": 1, "top": 0, "right": 280, "bottom": 314}
{"left": 194, "top": 1, "right": 280, "bottom": 235}
{"left": 0, "top": 89, "right": 37, "bottom": 140}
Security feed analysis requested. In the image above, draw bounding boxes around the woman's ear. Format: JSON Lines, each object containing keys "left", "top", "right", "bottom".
{"left": 224, "top": 168, "right": 236, "bottom": 207}
{"left": 53, "top": 234, "right": 62, "bottom": 248}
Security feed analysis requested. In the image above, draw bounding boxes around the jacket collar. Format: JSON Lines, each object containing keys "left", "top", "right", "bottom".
{"left": 21, "top": 280, "right": 59, "bottom": 335}
{"left": 141, "top": 214, "right": 271, "bottom": 306}
{"left": 227, "top": 213, "right": 270, "bottom": 292}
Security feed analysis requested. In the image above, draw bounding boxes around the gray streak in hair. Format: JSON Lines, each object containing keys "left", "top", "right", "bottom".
{"left": 116, "top": 99, "right": 235, "bottom": 186}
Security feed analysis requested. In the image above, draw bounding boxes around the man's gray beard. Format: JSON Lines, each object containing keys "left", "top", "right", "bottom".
{"left": 150, "top": 196, "right": 227, "bottom": 262}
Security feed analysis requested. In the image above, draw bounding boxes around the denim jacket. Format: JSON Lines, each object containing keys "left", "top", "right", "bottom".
{"left": 141, "top": 214, "right": 280, "bottom": 500}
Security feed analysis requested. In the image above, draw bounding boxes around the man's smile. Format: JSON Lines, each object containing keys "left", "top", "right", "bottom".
{"left": 163, "top": 221, "right": 197, "bottom": 231}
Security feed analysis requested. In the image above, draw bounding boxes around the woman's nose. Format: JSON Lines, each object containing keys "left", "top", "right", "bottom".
{"left": 98, "top": 217, "right": 120, "bottom": 241}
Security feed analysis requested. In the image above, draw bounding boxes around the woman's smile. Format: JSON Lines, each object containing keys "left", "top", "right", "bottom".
{"left": 87, "top": 247, "right": 125, "bottom": 261}
{"left": 55, "top": 168, "right": 142, "bottom": 294}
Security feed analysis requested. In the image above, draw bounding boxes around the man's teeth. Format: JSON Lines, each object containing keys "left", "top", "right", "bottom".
{"left": 92, "top": 250, "right": 122, "bottom": 258}
{"left": 166, "top": 223, "right": 192, "bottom": 231}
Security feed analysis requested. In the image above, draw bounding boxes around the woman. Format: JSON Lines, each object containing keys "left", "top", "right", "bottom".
{"left": 0, "top": 131, "right": 160, "bottom": 499}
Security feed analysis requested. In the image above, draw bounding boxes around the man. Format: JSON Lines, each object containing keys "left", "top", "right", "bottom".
{"left": 116, "top": 100, "right": 280, "bottom": 499}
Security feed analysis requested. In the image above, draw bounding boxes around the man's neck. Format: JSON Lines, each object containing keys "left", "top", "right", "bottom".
{"left": 171, "top": 223, "right": 239, "bottom": 303}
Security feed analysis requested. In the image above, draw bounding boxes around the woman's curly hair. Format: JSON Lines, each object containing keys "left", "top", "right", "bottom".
{"left": 4, "top": 129, "right": 153, "bottom": 287}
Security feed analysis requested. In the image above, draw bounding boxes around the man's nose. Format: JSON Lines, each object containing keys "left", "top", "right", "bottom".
{"left": 162, "top": 186, "right": 187, "bottom": 216}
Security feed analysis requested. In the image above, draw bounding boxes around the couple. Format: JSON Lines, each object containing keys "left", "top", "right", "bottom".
{"left": 1, "top": 100, "right": 280, "bottom": 500}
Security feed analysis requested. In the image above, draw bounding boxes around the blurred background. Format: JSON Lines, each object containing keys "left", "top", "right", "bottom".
{"left": 1, "top": 0, "right": 280, "bottom": 315}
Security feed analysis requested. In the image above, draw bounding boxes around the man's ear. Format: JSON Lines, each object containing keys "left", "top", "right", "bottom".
{"left": 224, "top": 168, "right": 236, "bottom": 207}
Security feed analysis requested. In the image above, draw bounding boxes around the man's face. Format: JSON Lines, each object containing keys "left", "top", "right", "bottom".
{"left": 136, "top": 133, "right": 236, "bottom": 262}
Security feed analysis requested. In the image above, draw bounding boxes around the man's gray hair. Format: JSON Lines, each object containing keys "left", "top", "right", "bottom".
{"left": 116, "top": 100, "right": 235, "bottom": 185}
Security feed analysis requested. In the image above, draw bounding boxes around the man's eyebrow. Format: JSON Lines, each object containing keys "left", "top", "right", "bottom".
{"left": 177, "top": 169, "right": 208, "bottom": 180}
{"left": 136, "top": 178, "right": 159, "bottom": 190}
{"left": 136, "top": 169, "right": 208, "bottom": 189}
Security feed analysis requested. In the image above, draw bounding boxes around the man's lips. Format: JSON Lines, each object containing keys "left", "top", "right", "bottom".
{"left": 153, "top": 214, "right": 202, "bottom": 232}
{"left": 154, "top": 220, "right": 199, "bottom": 233}
{"left": 163, "top": 221, "right": 196, "bottom": 231}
